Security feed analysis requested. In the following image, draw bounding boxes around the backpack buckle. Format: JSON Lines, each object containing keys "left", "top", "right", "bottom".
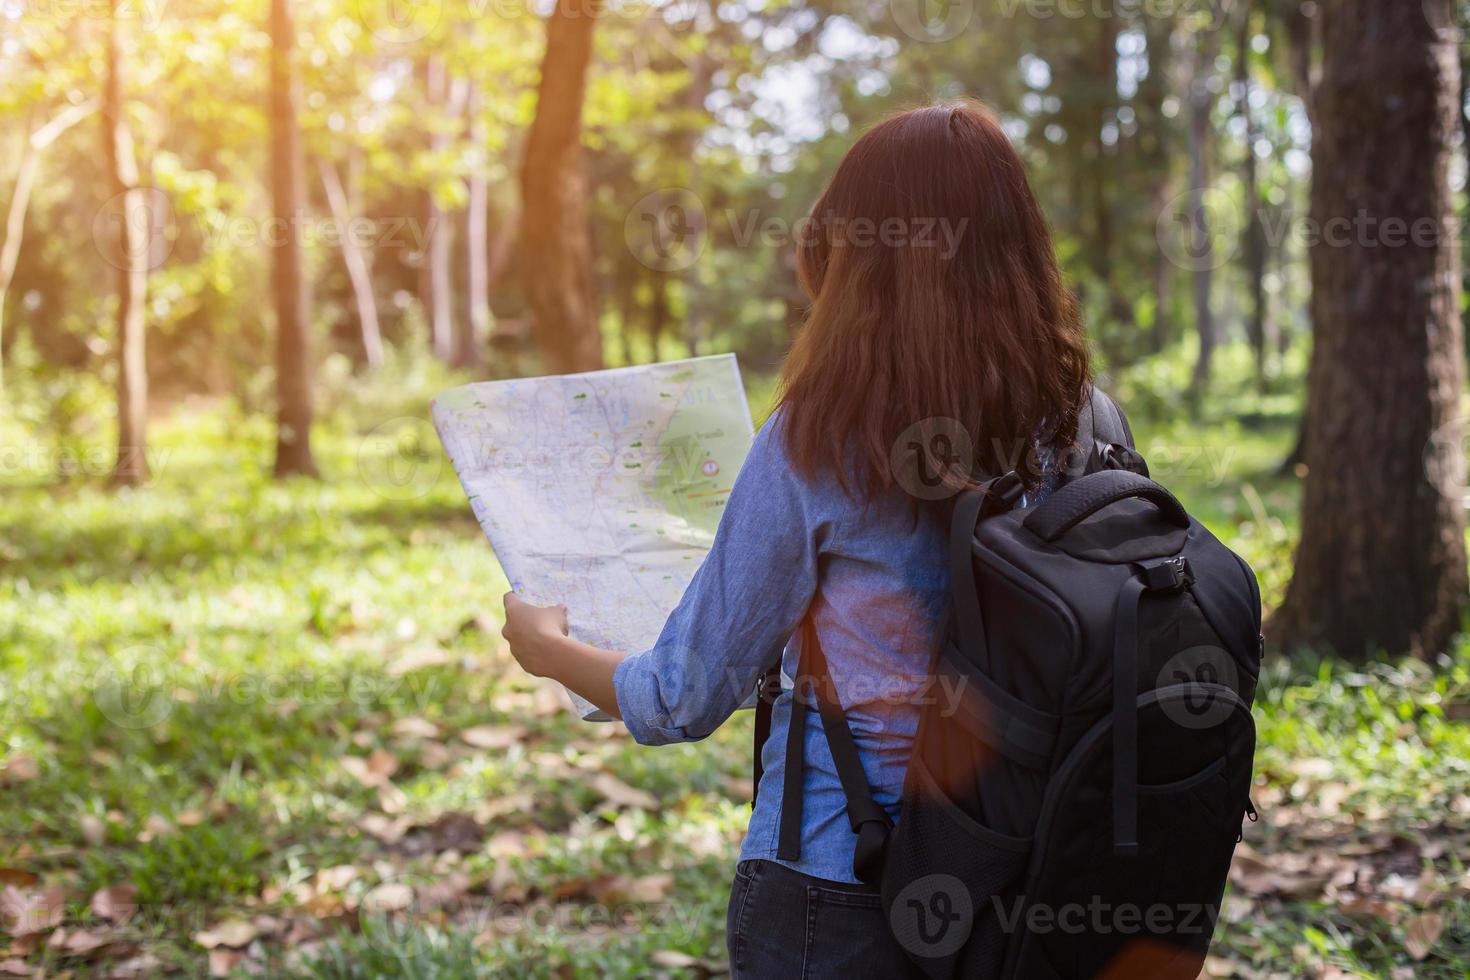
{"left": 1140, "top": 556, "right": 1192, "bottom": 592}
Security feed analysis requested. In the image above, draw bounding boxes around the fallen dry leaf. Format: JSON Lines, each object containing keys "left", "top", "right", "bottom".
{"left": 460, "top": 725, "right": 527, "bottom": 750}
{"left": 587, "top": 873, "right": 675, "bottom": 905}
{"left": 313, "top": 865, "right": 360, "bottom": 892}
{"left": 342, "top": 750, "right": 399, "bottom": 787}
{"left": 590, "top": 773, "right": 657, "bottom": 810}
{"left": 0, "top": 755, "right": 38, "bottom": 785}
{"left": 363, "top": 882, "right": 415, "bottom": 913}
{"left": 90, "top": 884, "right": 138, "bottom": 923}
{"left": 58, "top": 927, "right": 111, "bottom": 956}
{"left": 387, "top": 646, "right": 451, "bottom": 676}
{"left": 391, "top": 716, "right": 440, "bottom": 739}
{"left": 0, "top": 870, "right": 38, "bottom": 889}
{"left": 107, "top": 952, "right": 162, "bottom": 978}
{"left": 0, "top": 960, "right": 32, "bottom": 977}
{"left": 0, "top": 885, "right": 65, "bottom": 936}
{"left": 650, "top": 950, "right": 704, "bottom": 970}
{"left": 208, "top": 949, "right": 243, "bottom": 977}
{"left": 1404, "top": 912, "right": 1444, "bottom": 961}
{"left": 79, "top": 815, "right": 107, "bottom": 847}
{"left": 486, "top": 830, "right": 529, "bottom": 859}
{"left": 136, "top": 814, "right": 174, "bottom": 843}
{"left": 359, "top": 814, "right": 410, "bottom": 843}
{"left": 417, "top": 741, "right": 453, "bottom": 770}
{"left": 193, "top": 919, "right": 258, "bottom": 950}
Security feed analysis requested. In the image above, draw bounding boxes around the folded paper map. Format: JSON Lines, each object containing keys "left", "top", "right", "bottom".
{"left": 431, "top": 354, "right": 756, "bottom": 720}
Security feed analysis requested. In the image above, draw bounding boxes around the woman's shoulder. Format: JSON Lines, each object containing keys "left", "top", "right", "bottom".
{"left": 744, "top": 407, "right": 910, "bottom": 519}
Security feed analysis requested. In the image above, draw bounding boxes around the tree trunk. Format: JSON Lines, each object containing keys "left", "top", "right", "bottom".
{"left": 269, "top": 0, "right": 317, "bottom": 477}
{"left": 0, "top": 100, "right": 97, "bottom": 398}
{"left": 1273, "top": 0, "right": 1467, "bottom": 661}
{"left": 1141, "top": 14, "right": 1176, "bottom": 355}
{"left": 316, "top": 159, "right": 383, "bottom": 369}
{"left": 1188, "top": 26, "right": 1219, "bottom": 387}
{"left": 462, "top": 86, "right": 491, "bottom": 370}
{"left": 1236, "top": 0, "right": 1268, "bottom": 384}
{"left": 520, "top": 0, "right": 603, "bottom": 374}
{"left": 419, "top": 57, "right": 456, "bottom": 362}
{"left": 104, "top": 5, "right": 149, "bottom": 487}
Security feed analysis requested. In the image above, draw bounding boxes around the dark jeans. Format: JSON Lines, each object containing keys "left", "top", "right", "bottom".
{"left": 725, "top": 860, "right": 921, "bottom": 979}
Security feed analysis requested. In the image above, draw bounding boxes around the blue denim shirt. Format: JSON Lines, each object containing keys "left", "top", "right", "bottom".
{"left": 613, "top": 411, "right": 954, "bottom": 884}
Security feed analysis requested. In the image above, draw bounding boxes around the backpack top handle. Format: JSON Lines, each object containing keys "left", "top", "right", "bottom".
{"left": 1024, "top": 469, "right": 1189, "bottom": 543}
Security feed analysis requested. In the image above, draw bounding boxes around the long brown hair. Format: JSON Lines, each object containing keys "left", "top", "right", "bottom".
{"left": 777, "top": 100, "right": 1091, "bottom": 497}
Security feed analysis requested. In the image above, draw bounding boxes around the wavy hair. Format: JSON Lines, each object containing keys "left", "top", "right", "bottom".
{"left": 777, "top": 100, "right": 1091, "bottom": 497}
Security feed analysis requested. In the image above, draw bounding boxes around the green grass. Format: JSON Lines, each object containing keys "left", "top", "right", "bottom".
{"left": 1, "top": 349, "right": 1466, "bottom": 977}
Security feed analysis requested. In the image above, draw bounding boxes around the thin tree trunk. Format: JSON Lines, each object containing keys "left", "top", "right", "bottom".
{"left": 1188, "top": 26, "right": 1220, "bottom": 387}
{"left": 1274, "top": 0, "right": 1467, "bottom": 660}
{"left": 0, "top": 99, "right": 97, "bottom": 398}
{"left": 1237, "top": 0, "right": 1268, "bottom": 384}
{"left": 462, "top": 86, "right": 491, "bottom": 370}
{"left": 104, "top": 4, "right": 149, "bottom": 487}
{"left": 419, "top": 57, "right": 456, "bottom": 362}
{"left": 1142, "top": 14, "right": 1176, "bottom": 355}
{"left": 316, "top": 159, "right": 383, "bottom": 369}
{"left": 269, "top": 0, "right": 317, "bottom": 477}
{"left": 649, "top": 271, "right": 669, "bottom": 357}
{"left": 520, "top": 0, "right": 603, "bottom": 373}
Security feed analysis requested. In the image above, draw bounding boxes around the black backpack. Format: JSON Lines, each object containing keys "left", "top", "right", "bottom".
{"left": 753, "top": 389, "right": 1263, "bottom": 978}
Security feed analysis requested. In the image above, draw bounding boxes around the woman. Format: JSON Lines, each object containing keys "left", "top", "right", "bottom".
{"left": 500, "top": 100, "right": 1091, "bottom": 976}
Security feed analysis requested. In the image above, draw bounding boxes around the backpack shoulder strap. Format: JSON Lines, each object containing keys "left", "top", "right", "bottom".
{"left": 775, "top": 616, "right": 892, "bottom": 884}
{"left": 1080, "top": 384, "right": 1134, "bottom": 452}
{"left": 1069, "top": 385, "right": 1144, "bottom": 480}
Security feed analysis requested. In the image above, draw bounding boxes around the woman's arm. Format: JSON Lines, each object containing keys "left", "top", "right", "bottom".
{"left": 500, "top": 593, "right": 624, "bottom": 719}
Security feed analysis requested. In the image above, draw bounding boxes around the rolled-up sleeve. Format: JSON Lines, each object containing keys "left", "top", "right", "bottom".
{"left": 614, "top": 415, "right": 826, "bottom": 744}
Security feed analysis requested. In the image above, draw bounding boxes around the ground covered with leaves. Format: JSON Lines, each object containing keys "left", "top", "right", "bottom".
{"left": 2, "top": 362, "right": 1468, "bottom": 977}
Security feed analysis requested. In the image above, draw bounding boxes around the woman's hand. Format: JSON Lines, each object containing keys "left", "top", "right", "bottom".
{"left": 501, "top": 593, "right": 569, "bottom": 677}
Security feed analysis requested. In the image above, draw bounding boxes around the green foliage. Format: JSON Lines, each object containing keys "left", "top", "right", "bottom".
{"left": 1, "top": 370, "right": 1466, "bottom": 976}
